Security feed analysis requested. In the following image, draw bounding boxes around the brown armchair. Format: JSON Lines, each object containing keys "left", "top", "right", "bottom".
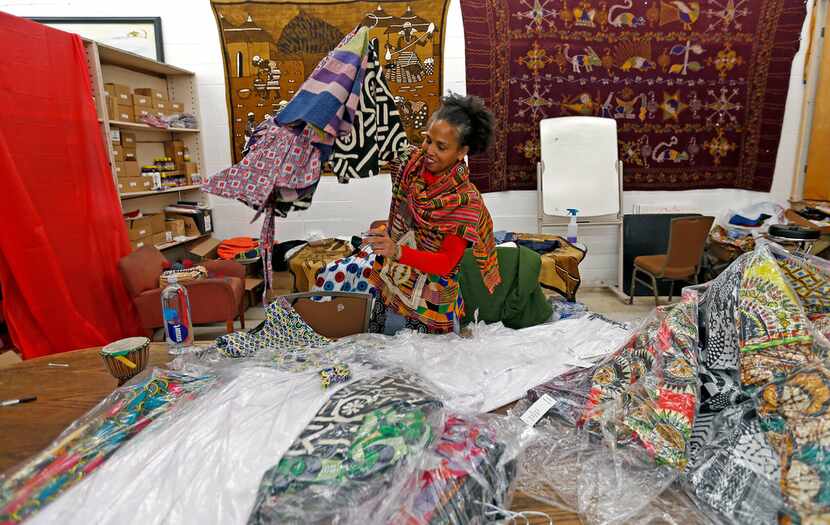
{"left": 118, "top": 246, "right": 246, "bottom": 338}
{"left": 629, "top": 216, "right": 715, "bottom": 306}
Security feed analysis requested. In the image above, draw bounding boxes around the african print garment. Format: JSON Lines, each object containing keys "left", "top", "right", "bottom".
{"left": 329, "top": 38, "right": 410, "bottom": 182}
{"left": 528, "top": 298, "right": 699, "bottom": 469}
{"left": 214, "top": 298, "right": 331, "bottom": 364}
{"left": 388, "top": 415, "right": 517, "bottom": 524}
{"left": 312, "top": 248, "right": 378, "bottom": 295}
{"left": 247, "top": 371, "right": 443, "bottom": 524}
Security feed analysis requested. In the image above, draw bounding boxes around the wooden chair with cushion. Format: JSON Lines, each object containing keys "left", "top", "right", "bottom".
{"left": 629, "top": 216, "right": 715, "bottom": 306}
{"left": 280, "top": 292, "right": 373, "bottom": 339}
{"left": 118, "top": 246, "right": 247, "bottom": 338}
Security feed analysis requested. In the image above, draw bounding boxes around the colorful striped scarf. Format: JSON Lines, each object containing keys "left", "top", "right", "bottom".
{"left": 391, "top": 147, "right": 501, "bottom": 293}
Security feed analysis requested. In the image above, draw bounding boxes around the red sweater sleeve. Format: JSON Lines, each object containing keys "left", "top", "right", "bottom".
{"left": 398, "top": 235, "right": 468, "bottom": 276}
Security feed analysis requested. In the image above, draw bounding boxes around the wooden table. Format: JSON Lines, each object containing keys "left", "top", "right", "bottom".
{"left": 0, "top": 345, "right": 582, "bottom": 524}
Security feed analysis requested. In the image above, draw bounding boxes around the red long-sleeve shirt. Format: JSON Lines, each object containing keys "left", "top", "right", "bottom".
{"left": 396, "top": 169, "right": 468, "bottom": 276}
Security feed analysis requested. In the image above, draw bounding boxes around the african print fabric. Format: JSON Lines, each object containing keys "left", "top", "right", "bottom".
{"left": 328, "top": 38, "right": 410, "bottom": 182}
{"left": 247, "top": 371, "right": 443, "bottom": 524}
{"left": 369, "top": 146, "right": 501, "bottom": 333}
{"left": 211, "top": 0, "right": 449, "bottom": 162}
{"left": 460, "top": 0, "right": 806, "bottom": 192}
{"left": 312, "top": 248, "right": 378, "bottom": 295}
{"left": 388, "top": 415, "right": 516, "bottom": 524}
{"left": 214, "top": 298, "right": 332, "bottom": 361}
{"left": 529, "top": 298, "right": 699, "bottom": 469}
{"left": 0, "top": 370, "right": 216, "bottom": 524}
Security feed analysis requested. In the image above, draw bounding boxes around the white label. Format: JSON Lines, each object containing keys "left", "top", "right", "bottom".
{"left": 520, "top": 394, "right": 556, "bottom": 427}
{"left": 204, "top": 214, "right": 212, "bottom": 231}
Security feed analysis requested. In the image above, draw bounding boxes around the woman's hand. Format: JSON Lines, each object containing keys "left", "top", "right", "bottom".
{"left": 365, "top": 228, "right": 398, "bottom": 259}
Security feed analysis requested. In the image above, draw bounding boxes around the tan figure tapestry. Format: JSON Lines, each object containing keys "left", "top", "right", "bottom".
{"left": 211, "top": 0, "right": 450, "bottom": 163}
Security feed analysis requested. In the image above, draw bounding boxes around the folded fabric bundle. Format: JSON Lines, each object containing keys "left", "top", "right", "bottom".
{"left": 247, "top": 371, "right": 444, "bottom": 524}
{"left": 217, "top": 237, "right": 259, "bottom": 260}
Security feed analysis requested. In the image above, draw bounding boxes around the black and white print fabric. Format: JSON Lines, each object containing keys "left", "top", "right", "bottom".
{"left": 329, "top": 38, "right": 409, "bottom": 182}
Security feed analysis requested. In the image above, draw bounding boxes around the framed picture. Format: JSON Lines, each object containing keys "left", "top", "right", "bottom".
{"left": 31, "top": 17, "right": 164, "bottom": 62}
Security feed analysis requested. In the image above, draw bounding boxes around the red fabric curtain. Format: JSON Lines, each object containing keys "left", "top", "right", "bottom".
{"left": 0, "top": 13, "right": 143, "bottom": 359}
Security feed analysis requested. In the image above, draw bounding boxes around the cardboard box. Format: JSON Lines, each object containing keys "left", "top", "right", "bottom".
{"left": 182, "top": 162, "right": 199, "bottom": 184}
{"left": 171, "top": 216, "right": 200, "bottom": 237}
{"left": 152, "top": 232, "right": 172, "bottom": 246}
{"left": 112, "top": 145, "right": 124, "bottom": 162}
{"left": 125, "top": 216, "right": 152, "bottom": 240}
{"left": 118, "top": 177, "right": 152, "bottom": 195}
{"left": 105, "top": 83, "right": 132, "bottom": 105}
{"left": 105, "top": 94, "right": 117, "bottom": 120}
{"left": 164, "top": 140, "right": 186, "bottom": 165}
{"left": 165, "top": 218, "right": 186, "bottom": 237}
{"left": 145, "top": 212, "right": 166, "bottom": 234}
{"left": 152, "top": 97, "right": 171, "bottom": 112}
{"left": 131, "top": 234, "right": 152, "bottom": 251}
{"left": 113, "top": 161, "right": 124, "bottom": 178}
{"left": 103, "top": 84, "right": 115, "bottom": 98}
{"left": 131, "top": 94, "right": 152, "bottom": 108}
{"left": 121, "top": 160, "right": 140, "bottom": 178}
{"left": 133, "top": 105, "right": 153, "bottom": 119}
{"left": 110, "top": 128, "right": 121, "bottom": 145}
{"left": 171, "top": 101, "right": 184, "bottom": 113}
{"left": 123, "top": 146, "right": 137, "bottom": 162}
{"left": 135, "top": 88, "right": 167, "bottom": 103}
{"left": 189, "top": 237, "right": 221, "bottom": 259}
{"left": 115, "top": 105, "right": 134, "bottom": 123}
{"left": 167, "top": 208, "right": 212, "bottom": 235}
{"left": 121, "top": 132, "right": 136, "bottom": 147}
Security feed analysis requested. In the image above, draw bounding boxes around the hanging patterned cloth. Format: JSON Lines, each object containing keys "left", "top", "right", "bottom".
{"left": 328, "top": 37, "right": 410, "bottom": 182}
{"left": 204, "top": 28, "right": 369, "bottom": 293}
{"left": 205, "top": 28, "right": 408, "bottom": 294}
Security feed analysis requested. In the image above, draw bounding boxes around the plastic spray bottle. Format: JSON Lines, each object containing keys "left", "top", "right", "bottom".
{"left": 566, "top": 208, "right": 579, "bottom": 244}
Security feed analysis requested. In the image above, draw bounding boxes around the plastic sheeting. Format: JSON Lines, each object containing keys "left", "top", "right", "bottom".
{"left": 514, "top": 242, "right": 830, "bottom": 525}
{"left": 342, "top": 315, "right": 632, "bottom": 413}
{"left": 24, "top": 364, "right": 369, "bottom": 525}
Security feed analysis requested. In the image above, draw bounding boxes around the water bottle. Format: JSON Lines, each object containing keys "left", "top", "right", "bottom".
{"left": 161, "top": 274, "right": 193, "bottom": 354}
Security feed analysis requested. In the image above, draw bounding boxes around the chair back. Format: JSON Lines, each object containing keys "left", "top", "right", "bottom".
{"left": 665, "top": 216, "right": 715, "bottom": 274}
{"left": 118, "top": 246, "right": 167, "bottom": 298}
{"left": 280, "top": 292, "right": 372, "bottom": 339}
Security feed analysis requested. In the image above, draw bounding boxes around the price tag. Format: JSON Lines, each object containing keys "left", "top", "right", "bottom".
{"left": 520, "top": 394, "right": 556, "bottom": 427}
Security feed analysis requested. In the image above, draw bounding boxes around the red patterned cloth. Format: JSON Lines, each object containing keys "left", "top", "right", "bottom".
{"left": 461, "top": 0, "right": 806, "bottom": 192}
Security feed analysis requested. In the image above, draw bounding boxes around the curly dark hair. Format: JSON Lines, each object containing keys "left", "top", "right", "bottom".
{"left": 429, "top": 93, "right": 494, "bottom": 155}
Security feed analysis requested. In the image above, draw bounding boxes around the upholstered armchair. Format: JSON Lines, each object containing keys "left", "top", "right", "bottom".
{"left": 118, "top": 246, "right": 246, "bottom": 338}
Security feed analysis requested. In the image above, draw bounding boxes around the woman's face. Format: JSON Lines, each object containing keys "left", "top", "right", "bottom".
{"left": 421, "top": 119, "right": 469, "bottom": 173}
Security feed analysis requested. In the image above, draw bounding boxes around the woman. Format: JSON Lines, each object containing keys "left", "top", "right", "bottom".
{"left": 366, "top": 93, "right": 501, "bottom": 335}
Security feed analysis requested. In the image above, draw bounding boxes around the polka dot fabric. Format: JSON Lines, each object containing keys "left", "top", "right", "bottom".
{"left": 312, "top": 250, "right": 377, "bottom": 297}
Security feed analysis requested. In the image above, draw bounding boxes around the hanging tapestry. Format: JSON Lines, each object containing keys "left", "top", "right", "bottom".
{"left": 211, "top": 0, "right": 449, "bottom": 163}
{"left": 460, "top": 0, "right": 806, "bottom": 192}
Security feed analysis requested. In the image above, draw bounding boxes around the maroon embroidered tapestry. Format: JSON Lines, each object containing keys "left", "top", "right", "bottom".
{"left": 461, "top": 0, "right": 806, "bottom": 192}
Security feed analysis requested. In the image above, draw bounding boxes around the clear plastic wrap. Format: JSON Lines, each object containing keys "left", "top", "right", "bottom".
{"left": 527, "top": 298, "right": 700, "bottom": 469}
{"left": 383, "top": 413, "right": 537, "bottom": 524}
{"left": 22, "top": 363, "right": 375, "bottom": 525}
{"left": 247, "top": 369, "right": 446, "bottom": 525}
{"left": 339, "top": 314, "right": 632, "bottom": 413}
{"left": 511, "top": 297, "right": 701, "bottom": 523}
{"left": 0, "top": 369, "right": 217, "bottom": 524}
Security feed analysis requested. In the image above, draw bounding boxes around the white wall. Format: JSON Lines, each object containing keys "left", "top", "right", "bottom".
{"left": 1, "top": 0, "right": 813, "bottom": 285}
